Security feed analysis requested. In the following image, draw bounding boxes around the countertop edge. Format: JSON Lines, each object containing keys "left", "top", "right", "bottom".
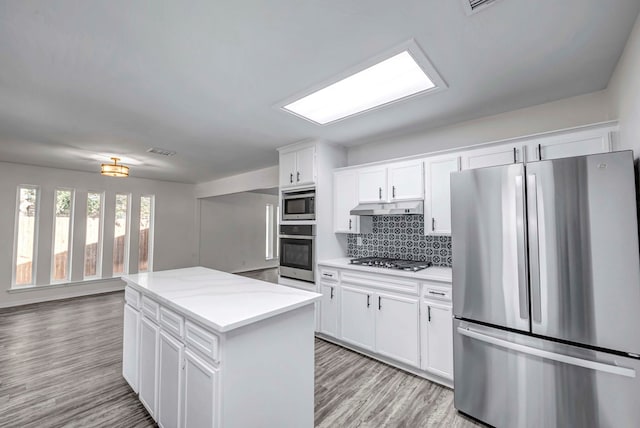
{"left": 123, "top": 277, "right": 321, "bottom": 334}
{"left": 317, "top": 258, "right": 452, "bottom": 283}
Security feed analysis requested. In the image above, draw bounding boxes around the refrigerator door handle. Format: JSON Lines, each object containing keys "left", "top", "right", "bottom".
{"left": 515, "top": 175, "right": 529, "bottom": 320}
{"left": 457, "top": 326, "right": 636, "bottom": 378}
{"left": 527, "top": 174, "right": 542, "bottom": 323}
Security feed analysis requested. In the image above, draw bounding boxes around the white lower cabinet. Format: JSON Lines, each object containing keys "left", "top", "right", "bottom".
{"left": 422, "top": 302, "right": 453, "bottom": 379}
{"left": 319, "top": 282, "right": 339, "bottom": 337}
{"left": 183, "top": 349, "right": 219, "bottom": 428}
{"left": 340, "top": 285, "right": 375, "bottom": 350}
{"left": 139, "top": 315, "right": 159, "bottom": 417}
{"left": 123, "top": 303, "right": 140, "bottom": 393}
{"left": 157, "top": 331, "right": 183, "bottom": 428}
{"left": 375, "top": 292, "right": 420, "bottom": 367}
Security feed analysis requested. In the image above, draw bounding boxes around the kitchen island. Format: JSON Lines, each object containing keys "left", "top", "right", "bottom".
{"left": 122, "top": 266, "right": 321, "bottom": 428}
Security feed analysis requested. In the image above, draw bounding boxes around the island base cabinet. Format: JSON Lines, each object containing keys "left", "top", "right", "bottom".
{"left": 139, "top": 316, "right": 159, "bottom": 418}
{"left": 123, "top": 303, "right": 140, "bottom": 393}
{"left": 375, "top": 293, "right": 420, "bottom": 367}
{"left": 183, "top": 349, "right": 218, "bottom": 428}
{"left": 157, "top": 331, "right": 184, "bottom": 428}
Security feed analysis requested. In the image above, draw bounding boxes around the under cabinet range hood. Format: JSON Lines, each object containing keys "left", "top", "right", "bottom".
{"left": 350, "top": 200, "right": 423, "bottom": 216}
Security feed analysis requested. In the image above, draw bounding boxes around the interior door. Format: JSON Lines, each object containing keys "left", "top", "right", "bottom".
{"left": 526, "top": 151, "right": 640, "bottom": 354}
{"left": 450, "top": 163, "right": 530, "bottom": 332}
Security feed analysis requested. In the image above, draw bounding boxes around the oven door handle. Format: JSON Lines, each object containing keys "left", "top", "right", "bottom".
{"left": 282, "top": 192, "right": 315, "bottom": 199}
{"left": 279, "top": 235, "right": 315, "bottom": 240}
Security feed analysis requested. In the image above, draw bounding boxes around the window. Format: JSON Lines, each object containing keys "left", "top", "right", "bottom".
{"left": 113, "top": 193, "right": 130, "bottom": 276}
{"left": 14, "top": 186, "right": 39, "bottom": 286}
{"left": 84, "top": 192, "right": 104, "bottom": 278}
{"left": 52, "top": 189, "right": 74, "bottom": 282}
{"left": 265, "top": 204, "right": 278, "bottom": 261}
{"left": 138, "top": 195, "right": 154, "bottom": 272}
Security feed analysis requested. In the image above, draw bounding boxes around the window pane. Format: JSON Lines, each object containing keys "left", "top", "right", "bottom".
{"left": 52, "top": 189, "right": 73, "bottom": 282}
{"left": 138, "top": 195, "right": 154, "bottom": 272}
{"left": 15, "top": 186, "right": 38, "bottom": 286}
{"left": 113, "top": 194, "right": 129, "bottom": 275}
{"left": 84, "top": 192, "right": 103, "bottom": 278}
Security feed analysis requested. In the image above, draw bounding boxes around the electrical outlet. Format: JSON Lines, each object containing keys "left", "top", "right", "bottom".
{"left": 356, "top": 236, "right": 363, "bottom": 246}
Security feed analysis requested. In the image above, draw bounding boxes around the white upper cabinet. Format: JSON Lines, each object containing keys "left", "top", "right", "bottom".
{"left": 462, "top": 144, "right": 524, "bottom": 170}
{"left": 388, "top": 161, "right": 424, "bottom": 201}
{"left": 334, "top": 170, "right": 360, "bottom": 233}
{"left": 525, "top": 128, "right": 612, "bottom": 161}
{"left": 358, "top": 167, "right": 388, "bottom": 203}
{"left": 425, "top": 156, "right": 460, "bottom": 235}
{"left": 279, "top": 146, "right": 316, "bottom": 187}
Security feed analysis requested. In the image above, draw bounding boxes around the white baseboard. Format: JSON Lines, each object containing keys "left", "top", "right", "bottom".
{"left": 1, "top": 279, "right": 125, "bottom": 308}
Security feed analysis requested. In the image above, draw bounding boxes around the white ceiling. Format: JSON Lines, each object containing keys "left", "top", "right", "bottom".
{"left": 0, "top": 0, "right": 638, "bottom": 183}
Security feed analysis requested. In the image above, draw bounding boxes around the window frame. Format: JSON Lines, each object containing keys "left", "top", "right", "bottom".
{"left": 138, "top": 194, "right": 155, "bottom": 273}
{"left": 113, "top": 192, "right": 131, "bottom": 277}
{"left": 50, "top": 188, "right": 75, "bottom": 284}
{"left": 12, "top": 185, "right": 40, "bottom": 288}
{"left": 84, "top": 191, "right": 105, "bottom": 280}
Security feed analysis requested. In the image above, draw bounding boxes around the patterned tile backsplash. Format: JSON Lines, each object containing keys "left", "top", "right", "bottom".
{"left": 346, "top": 215, "right": 452, "bottom": 267}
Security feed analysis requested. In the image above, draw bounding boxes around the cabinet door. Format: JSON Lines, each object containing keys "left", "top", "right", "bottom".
{"left": 375, "top": 292, "right": 420, "bottom": 367}
{"left": 295, "top": 146, "right": 316, "bottom": 185}
{"left": 139, "top": 316, "right": 160, "bottom": 417}
{"left": 340, "top": 286, "right": 375, "bottom": 350}
{"left": 423, "top": 303, "right": 453, "bottom": 379}
{"left": 157, "top": 331, "right": 184, "bottom": 428}
{"left": 183, "top": 349, "right": 218, "bottom": 428}
{"left": 279, "top": 151, "right": 297, "bottom": 186}
{"left": 123, "top": 303, "right": 140, "bottom": 393}
{"left": 462, "top": 145, "right": 522, "bottom": 170}
{"left": 358, "top": 167, "right": 387, "bottom": 203}
{"left": 319, "top": 282, "right": 339, "bottom": 337}
{"left": 389, "top": 161, "right": 424, "bottom": 201}
{"left": 334, "top": 170, "right": 359, "bottom": 233}
{"left": 527, "top": 130, "right": 612, "bottom": 161}
{"left": 425, "top": 157, "right": 460, "bottom": 235}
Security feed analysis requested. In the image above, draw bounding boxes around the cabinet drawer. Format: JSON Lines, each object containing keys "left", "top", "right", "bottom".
{"left": 159, "top": 306, "right": 184, "bottom": 339}
{"left": 141, "top": 296, "right": 160, "bottom": 321}
{"left": 341, "top": 271, "right": 419, "bottom": 295}
{"left": 423, "top": 284, "right": 451, "bottom": 302}
{"left": 124, "top": 286, "right": 141, "bottom": 308}
{"left": 185, "top": 321, "right": 220, "bottom": 363}
{"left": 319, "top": 268, "right": 338, "bottom": 282}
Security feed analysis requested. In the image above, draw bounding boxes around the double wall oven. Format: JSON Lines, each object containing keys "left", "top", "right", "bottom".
{"left": 279, "top": 224, "right": 315, "bottom": 283}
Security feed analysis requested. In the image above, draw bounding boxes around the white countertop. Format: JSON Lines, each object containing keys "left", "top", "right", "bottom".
{"left": 123, "top": 266, "right": 321, "bottom": 333}
{"left": 318, "top": 258, "right": 452, "bottom": 283}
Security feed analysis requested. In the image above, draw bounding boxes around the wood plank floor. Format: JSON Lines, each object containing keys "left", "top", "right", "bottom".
{"left": 0, "top": 291, "right": 481, "bottom": 427}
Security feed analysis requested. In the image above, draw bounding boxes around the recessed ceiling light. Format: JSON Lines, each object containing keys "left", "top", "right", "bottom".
{"left": 281, "top": 41, "right": 446, "bottom": 125}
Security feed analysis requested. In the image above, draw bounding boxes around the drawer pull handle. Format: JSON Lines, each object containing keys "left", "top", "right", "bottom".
{"left": 429, "top": 291, "right": 446, "bottom": 296}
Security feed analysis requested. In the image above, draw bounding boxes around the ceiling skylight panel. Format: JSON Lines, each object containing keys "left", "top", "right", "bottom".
{"left": 281, "top": 44, "right": 444, "bottom": 125}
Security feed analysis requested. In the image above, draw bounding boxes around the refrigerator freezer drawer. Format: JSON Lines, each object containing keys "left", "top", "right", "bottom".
{"left": 453, "top": 320, "right": 640, "bottom": 428}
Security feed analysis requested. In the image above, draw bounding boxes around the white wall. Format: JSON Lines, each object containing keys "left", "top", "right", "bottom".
{"left": 347, "top": 90, "right": 610, "bottom": 165}
{"left": 608, "top": 14, "right": 640, "bottom": 158}
{"left": 195, "top": 165, "right": 279, "bottom": 199}
{"left": 199, "top": 192, "right": 279, "bottom": 273}
{"left": 0, "top": 162, "right": 198, "bottom": 307}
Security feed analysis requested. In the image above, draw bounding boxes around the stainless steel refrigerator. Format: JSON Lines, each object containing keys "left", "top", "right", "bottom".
{"left": 451, "top": 150, "right": 640, "bottom": 427}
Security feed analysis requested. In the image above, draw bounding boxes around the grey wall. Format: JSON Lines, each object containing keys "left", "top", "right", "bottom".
{"left": 347, "top": 90, "right": 610, "bottom": 166}
{"left": 199, "top": 192, "right": 279, "bottom": 273}
{"left": 0, "top": 161, "right": 198, "bottom": 307}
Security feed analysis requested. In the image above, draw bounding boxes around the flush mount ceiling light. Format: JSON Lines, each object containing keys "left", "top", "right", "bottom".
{"left": 101, "top": 157, "right": 129, "bottom": 177}
{"left": 281, "top": 40, "right": 447, "bottom": 125}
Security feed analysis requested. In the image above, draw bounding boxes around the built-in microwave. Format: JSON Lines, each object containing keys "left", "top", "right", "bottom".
{"left": 282, "top": 189, "right": 315, "bottom": 221}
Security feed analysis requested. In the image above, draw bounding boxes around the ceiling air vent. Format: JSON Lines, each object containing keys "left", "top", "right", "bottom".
{"left": 463, "top": 0, "right": 500, "bottom": 15}
{"left": 147, "top": 147, "right": 176, "bottom": 156}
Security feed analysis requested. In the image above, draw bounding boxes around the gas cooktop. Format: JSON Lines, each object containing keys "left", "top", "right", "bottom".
{"left": 349, "top": 257, "right": 432, "bottom": 272}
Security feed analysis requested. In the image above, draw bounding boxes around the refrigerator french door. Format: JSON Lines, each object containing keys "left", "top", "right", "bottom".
{"left": 451, "top": 151, "right": 640, "bottom": 427}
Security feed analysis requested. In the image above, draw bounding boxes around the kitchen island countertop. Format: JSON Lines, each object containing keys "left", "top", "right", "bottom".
{"left": 123, "top": 266, "right": 321, "bottom": 333}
